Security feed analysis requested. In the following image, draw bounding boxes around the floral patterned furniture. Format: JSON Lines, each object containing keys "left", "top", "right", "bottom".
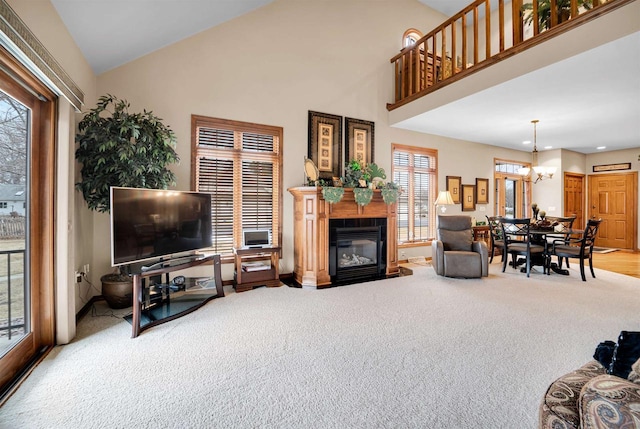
{"left": 539, "top": 358, "right": 640, "bottom": 428}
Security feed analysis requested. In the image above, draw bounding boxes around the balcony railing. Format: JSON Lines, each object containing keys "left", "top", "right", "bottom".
{"left": 0, "top": 249, "right": 26, "bottom": 345}
{"left": 388, "top": 0, "right": 631, "bottom": 110}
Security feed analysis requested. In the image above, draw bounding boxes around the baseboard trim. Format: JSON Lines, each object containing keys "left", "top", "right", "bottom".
{"left": 76, "top": 295, "right": 105, "bottom": 323}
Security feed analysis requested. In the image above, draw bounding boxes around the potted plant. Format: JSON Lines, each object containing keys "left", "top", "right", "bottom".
{"left": 75, "top": 94, "right": 180, "bottom": 308}
{"left": 522, "top": 0, "right": 592, "bottom": 30}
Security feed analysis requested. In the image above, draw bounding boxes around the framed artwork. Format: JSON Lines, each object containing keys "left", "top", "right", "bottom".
{"left": 475, "top": 178, "right": 489, "bottom": 204}
{"left": 462, "top": 184, "right": 476, "bottom": 211}
{"left": 446, "top": 176, "right": 462, "bottom": 204}
{"left": 308, "top": 111, "right": 342, "bottom": 180}
{"left": 345, "top": 117, "right": 374, "bottom": 165}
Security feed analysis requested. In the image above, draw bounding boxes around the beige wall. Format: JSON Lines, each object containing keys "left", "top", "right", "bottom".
{"left": 93, "top": 0, "right": 535, "bottom": 273}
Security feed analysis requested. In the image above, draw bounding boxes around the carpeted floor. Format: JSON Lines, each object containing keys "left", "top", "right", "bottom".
{"left": 1, "top": 261, "right": 638, "bottom": 429}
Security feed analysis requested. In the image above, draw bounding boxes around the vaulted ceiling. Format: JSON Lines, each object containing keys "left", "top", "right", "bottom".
{"left": 50, "top": 0, "right": 639, "bottom": 154}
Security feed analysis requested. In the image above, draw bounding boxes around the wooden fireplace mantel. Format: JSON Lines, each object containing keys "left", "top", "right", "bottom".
{"left": 288, "top": 186, "right": 399, "bottom": 289}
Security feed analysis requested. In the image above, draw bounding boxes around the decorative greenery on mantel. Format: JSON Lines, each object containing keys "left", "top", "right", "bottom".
{"left": 322, "top": 186, "right": 345, "bottom": 204}
{"left": 318, "top": 159, "right": 401, "bottom": 207}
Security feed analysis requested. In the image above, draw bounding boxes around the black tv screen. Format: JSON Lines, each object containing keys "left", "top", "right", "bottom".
{"left": 110, "top": 187, "right": 212, "bottom": 267}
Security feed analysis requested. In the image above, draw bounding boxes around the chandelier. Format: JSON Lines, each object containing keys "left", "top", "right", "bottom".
{"left": 518, "top": 119, "right": 556, "bottom": 183}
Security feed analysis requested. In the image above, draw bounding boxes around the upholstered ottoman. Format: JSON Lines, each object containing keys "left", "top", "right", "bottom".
{"left": 539, "top": 360, "right": 607, "bottom": 429}
{"left": 540, "top": 358, "right": 640, "bottom": 429}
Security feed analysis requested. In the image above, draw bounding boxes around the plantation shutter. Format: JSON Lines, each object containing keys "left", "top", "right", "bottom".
{"left": 393, "top": 151, "right": 410, "bottom": 242}
{"left": 392, "top": 145, "right": 437, "bottom": 243}
{"left": 192, "top": 116, "right": 282, "bottom": 256}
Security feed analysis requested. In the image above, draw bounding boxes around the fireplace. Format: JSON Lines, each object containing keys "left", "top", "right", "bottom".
{"left": 288, "top": 187, "right": 399, "bottom": 289}
{"left": 329, "top": 218, "right": 386, "bottom": 284}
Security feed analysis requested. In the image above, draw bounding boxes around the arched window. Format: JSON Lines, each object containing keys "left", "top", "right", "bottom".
{"left": 402, "top": 28, "right": 423, "bottom": 48}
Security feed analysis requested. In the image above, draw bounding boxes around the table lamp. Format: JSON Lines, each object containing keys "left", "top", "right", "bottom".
{"left": 434, "top": 190, "right": 454, "bottom": 213}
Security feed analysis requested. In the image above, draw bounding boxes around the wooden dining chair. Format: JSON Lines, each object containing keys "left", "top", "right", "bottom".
{"left": 500, "top": 218, "right": 547, "bottom": 277}
{"left": 486, "top": 215, "right": 504, "bottom": 263}
{"left": 551, "top": 219, "right": 602, "bottom": 281}
{"left": 545, "top": 215, "right": 576, "bottom": 268}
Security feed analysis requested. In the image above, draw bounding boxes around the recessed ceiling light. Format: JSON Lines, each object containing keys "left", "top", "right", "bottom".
{"left": 522, "top": 140, "right": 531, "bottom": 145}
{"left": 597, "top": 146, "right": 606, "bottom": 150}
{"left": 544, "top": 146, "right": 552, "bottom": 149}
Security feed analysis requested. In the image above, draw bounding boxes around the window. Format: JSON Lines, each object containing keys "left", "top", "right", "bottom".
{"left": 392, "top": 144, "right": 437, "bottom": 243}
{"left": 494, "top": 159, "right": 531, "bottom": 218}
{"left": 403, "top": 28, "right": 423, "bottom": 48}
{"left": 191, "top": 116, "right": 282, "bottom": 256}
{"left": 0, "top": 202, "right": 6, "bottom": 208}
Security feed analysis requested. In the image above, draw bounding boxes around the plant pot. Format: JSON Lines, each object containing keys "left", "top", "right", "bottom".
{"left": 101, "top": 274, "right": 133, "bottom": 309}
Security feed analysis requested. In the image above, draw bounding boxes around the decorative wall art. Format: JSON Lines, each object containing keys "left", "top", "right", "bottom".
{"left": 446, "top": 175, "right": 462, "bottom": 204}
{"left": 475, "top": 178, "right": 489, "bottom": 204}
{"left": 462, "top": 184, "right": 476, "bottom": 211}
{"left": 345, "top": 117, "right": 374, "bottom": 165}
{"left": 308, "top": 111, "right": 342, "bottom": 180}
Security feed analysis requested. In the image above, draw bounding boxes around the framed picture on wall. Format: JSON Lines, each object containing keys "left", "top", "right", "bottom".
{"left": 462, "top": 184, "right": 476, "bottom": 211}
{"left": 308, "top": 111, "right": 342, "bottom": 180}
{"left": 475, "top": 178, "right": 489, "bottom": 204}
{"left": 345, "top": 117, "right": 374, "bottom": 165}
{"left": 446, "top": 175, "right": 462, "bottom": 204}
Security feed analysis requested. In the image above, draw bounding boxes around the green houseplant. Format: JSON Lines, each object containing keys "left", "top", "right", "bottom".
{"left": 75, "top": 94, "right": 180, "bottom": 308}
{"left": 522, "top": 0, "right": 592, "bottom": 30}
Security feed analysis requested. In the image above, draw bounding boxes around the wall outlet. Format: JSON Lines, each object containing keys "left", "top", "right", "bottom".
{"left": 82, "top": 264, "right": 90, "bottom": 274}
{"left": 75, "top": 271, "right": 82, "bottom": 283}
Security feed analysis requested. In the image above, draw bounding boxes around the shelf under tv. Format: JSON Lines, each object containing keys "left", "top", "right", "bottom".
{"left": 126, "top": 254, "right": 224, "bottom": 338}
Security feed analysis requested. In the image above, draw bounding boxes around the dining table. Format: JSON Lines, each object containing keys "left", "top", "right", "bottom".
{"left": 524, "top": 228, "right": 585, "bottom": 275}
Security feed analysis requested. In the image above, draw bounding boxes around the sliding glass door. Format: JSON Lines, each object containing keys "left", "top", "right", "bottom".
{"left": 0, "top": 48, "right": 55, "bottom": 396}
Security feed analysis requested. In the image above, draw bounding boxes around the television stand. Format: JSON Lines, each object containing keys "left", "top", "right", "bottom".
{"left": 126, "top": 254, "right": 224, "bottom": 338}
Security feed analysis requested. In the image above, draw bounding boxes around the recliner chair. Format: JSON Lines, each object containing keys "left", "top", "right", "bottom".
{"left": 432, "top": 215, "right": 488, "bottom": 278}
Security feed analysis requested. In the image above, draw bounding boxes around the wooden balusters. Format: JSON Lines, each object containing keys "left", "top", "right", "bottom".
{"left": 389, "top": 0, "right": 628, "bottom": 109}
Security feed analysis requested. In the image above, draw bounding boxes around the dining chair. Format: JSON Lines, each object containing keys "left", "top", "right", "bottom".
{"left": 500, "top": 217, "right": 547, "bottom": 277}
{"left": 545, "top": 215, "right": 576, "bottom": 268}
{"left": 551, "top": 219, "right": 602, "bottom": 281}
{"left": 486, "top": 215, "right": 504, "bottom": 263}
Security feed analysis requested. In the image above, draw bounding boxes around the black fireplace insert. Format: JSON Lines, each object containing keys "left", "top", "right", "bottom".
{"left": 329, "top": 218, "right": 386, "bottom": 284}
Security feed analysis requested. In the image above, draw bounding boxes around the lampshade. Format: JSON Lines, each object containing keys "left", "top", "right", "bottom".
{"left": 434, "top": 191, "right": 454, "bottom": 206}
{"left": 517, "top": 167, "right": 531, "bottom": 176}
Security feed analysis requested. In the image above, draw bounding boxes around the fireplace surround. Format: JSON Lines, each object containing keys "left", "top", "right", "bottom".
{"left": 288, "top": 187, "right": 399, "bottom": 289}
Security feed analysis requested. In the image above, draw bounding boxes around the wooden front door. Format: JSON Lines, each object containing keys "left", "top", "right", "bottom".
{"left": 564, "top": 172, "right": 585, "bottom": 228}
{"left": 588, "top": 172, "right": 638, "bottom": 250}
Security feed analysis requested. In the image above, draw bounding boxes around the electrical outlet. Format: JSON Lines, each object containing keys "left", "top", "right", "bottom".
{"left": 83, "top": 264, "right": 90, "bottom": 274}
{"left": 75, "top": 271, "right": 82, "bottom": 283}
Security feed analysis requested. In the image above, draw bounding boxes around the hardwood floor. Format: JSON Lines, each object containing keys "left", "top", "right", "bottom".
{"left": 591, "top": 249, "right": 640, "bottom": 279}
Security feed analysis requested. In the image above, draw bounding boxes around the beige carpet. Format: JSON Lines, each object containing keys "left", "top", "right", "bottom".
{"left": 1, "top": 261, "right": 638, "bottom": 428}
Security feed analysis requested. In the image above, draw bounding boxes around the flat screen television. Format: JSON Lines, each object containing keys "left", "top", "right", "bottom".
{"left": 110, "top": 187, "right": 212, "bottom": 267}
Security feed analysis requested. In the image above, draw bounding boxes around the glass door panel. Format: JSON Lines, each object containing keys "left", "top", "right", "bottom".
{"left": 0, "top": 90, "right": 28, "bottom": 358}
{"left": 504, "top": 179, "right": 516, "bottom": 218}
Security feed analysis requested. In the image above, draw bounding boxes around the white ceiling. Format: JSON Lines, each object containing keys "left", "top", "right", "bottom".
{"left": 49, "top": 0, "right": 640, "bottom": 154}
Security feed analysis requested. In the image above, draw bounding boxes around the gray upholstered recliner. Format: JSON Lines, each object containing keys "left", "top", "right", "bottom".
{"left": 432, "top": 215, "right": 489, "bottom": 278}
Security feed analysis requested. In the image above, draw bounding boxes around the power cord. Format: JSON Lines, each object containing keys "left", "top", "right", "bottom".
{"left": 79, "top": 273, "right": 122, "bottom": 319}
